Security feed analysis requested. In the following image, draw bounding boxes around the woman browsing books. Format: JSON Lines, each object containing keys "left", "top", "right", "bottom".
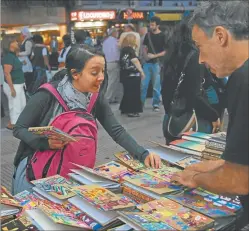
{"left": 12, "top": 45, "right": 161, "bottom": 194}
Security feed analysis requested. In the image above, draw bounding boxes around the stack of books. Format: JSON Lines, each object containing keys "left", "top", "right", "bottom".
{"left": 181, "top": 132, "right": 226, "bottom": 160}
{"left": 1, "top": 147, "right": 242, "bottom": 231}
{"left": 152, "top": 132, "right": 226, "bottom": 162}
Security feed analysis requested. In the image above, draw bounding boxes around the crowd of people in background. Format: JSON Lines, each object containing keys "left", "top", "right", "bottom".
{"left": 1, "top": 1, "right": 249, "bottom": 229}
{"left": 0, "top": 15, "right": 229, "bottom": 137}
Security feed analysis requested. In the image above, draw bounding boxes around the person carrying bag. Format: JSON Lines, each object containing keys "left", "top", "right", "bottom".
{"left": 164, "top": 50, "right": 197, "bottom": 141}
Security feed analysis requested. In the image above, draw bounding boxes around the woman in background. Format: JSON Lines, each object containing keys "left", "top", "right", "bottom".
{"left": 3, "top": 38, "right": 26, "bottom": 130}
{"left": 161, "top": 21, "right": 220, "bottom": 143}
{"left": 119, "top": 34, "right": 144, "bottom": 117}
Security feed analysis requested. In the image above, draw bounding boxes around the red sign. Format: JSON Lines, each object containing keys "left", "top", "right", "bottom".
{"left": 70, "top": 10, "right": 116, "bottom": 21}
{"left": 123, "top": 11, "right": 145, "bottom": 20}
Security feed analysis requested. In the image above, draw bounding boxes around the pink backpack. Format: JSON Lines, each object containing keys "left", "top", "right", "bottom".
{"left": 26, "top": 83, "right": 98, "bottom": 181}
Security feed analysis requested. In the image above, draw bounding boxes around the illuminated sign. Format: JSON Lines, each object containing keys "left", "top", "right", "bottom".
{"left": 70, "top": 10, "right": 116, "bottom": 21}
{"left": 123, "top": 12, "right": 145, "bottom": 20}
{"left": 155, "top": 13, "right": 182, "bottom": 21}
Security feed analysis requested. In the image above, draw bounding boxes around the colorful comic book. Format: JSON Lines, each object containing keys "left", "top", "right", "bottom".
{"left": 31, "top": 175, "right": 79, "bottom": 200}
{"left": 38, "top": 200, "right": 91, "bottom": 229}
{"left": 190, "top": 188, "right": 241, "bottom": 213}
{"left": 14, "top": 190, "right": 42, "bottom": 209}
{"left": 137, "top": 198, "right": 214, "bottom": 230}
{"left": 62, "top": 201, "right": 102, "bottom": 230}
{"left": 114, "top": 152, "right": 145, "bottom": 171}
{"left": 1, "top": 186, "right": 22, "bottom": 208}
{"left": 167, "top": 189, "right": 237, "bottom": 218}
{"left": 28, "top": 126, "right": 77, "bottom": 142}
{"left": 176, "top": 157, "right": 201, "bottom": 169}
{"left": 94, "top": 161, "right": 131, "bottom": 181}
{"left": 71, "top": 163, "right": 120, "bottom": 183}
{"left": 72, "top": 185, "right": 135, "bottom": 211}
{"left": 117, "top": 211, "right": 175, "bottom": 230}
{"left": 141, "top": 166, "right": 181, "bottom": 182}
{"left": 123, "top": 173, "right": 182, "bottom": 195}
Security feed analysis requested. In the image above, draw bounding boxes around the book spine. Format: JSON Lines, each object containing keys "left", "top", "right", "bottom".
{"left": 122, "top": 186, "right": 154, "bottom": 204}
{"left": 168, "top": 145, "right": 202, "bottom": 157}
{"left": 201, "top": 155, "right": 220, "bottom": 161}
{"left": 203, "top": 148, "right": 223, "bottom": 155}
{"left": 181, "top": 136, "right": 207, "bottom": 144}
{"left": 202, "top": 152, "right": 221, "bottom": 158}
{"left": 205, "top": 141, "right": 225, "bottom": 151}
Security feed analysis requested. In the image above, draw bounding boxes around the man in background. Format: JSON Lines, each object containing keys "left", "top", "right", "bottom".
{"left": 103, "top": 28, "right": 122, "bottom": 104}
{"left": 50, "top": 35, "right": 58, "bottom": 53}
{"left": 118, "top": 24, "right": 140, "bottom": 56}
{"left": 141, "top": 16, "right": 166, "bottom": 112}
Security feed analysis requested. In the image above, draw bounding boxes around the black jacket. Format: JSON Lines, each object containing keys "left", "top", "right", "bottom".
{"left": 161, "top": 46, "right": 219, "bottom": 122}
{"left": 13, "top": 80, "right": 149, "bottom": 167}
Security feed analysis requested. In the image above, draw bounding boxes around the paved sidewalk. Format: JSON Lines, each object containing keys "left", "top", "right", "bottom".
{"left": 1, "top": 99, "right": 166, "bottom": 191}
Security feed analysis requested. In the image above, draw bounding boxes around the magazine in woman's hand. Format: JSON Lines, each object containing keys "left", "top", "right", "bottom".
{"left": 28, "top": 126, "right": 77, "bottom": 142}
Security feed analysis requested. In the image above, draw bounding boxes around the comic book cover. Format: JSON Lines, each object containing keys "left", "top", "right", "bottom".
{"left": 39, "top": 201, "right": 91, "bottom": 229}
{"left": 117, "top": 211, "right": 175, "bottom": 230}
{"left": 114, "top": 152, "right": 145, "bottom": 171}
{"left": 141, "top": 166, "right": 181, "bottom": 182}
{"left": 31, "top": 175, "right": 78, "bottom": 200}
{"left": 137, "top": 198, "right": 214, "bottom": 230}
{"left": 123, "top": 173, "right": 182, "bottom": 195}
{"left": 94, "top": 161, "right": 131, "bottom": 181}
{"left": 72, "top": 185, "right": 135, "bottom": 211}
{"left": 167, "top": 189, "right": 236, "bottom": 218}
{"left": 28, "top": 126, "right": 77, "bottom": 142}
{"left": 1, "top": 186, "right": 22, "bottom": 208}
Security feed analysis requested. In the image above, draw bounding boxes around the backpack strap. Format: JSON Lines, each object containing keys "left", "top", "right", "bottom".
{"left": 39, "top": 83, "right": 69, "bottom": 112}
{"left": 87, "top": 93, "right": 99, "bottom": 113}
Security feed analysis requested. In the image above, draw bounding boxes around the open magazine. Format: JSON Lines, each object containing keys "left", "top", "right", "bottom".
{"left": 28, "top": 126, "right": 77, "bottom": 142}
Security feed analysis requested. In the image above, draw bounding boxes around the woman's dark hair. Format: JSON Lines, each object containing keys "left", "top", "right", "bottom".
{"left": 62, "top": 34, "right": 71, "bottom": 47}
{"left": 163, "top": 21, "right": 193, "bottom": 72}
{"left": 33, "top": 34, "right": 44, "bottom": 44}
{"left": 52, "top": 45, "right": 108, "bottom": 96}
{"left": 1, "top": 36, "right": 17, "bottom": 56}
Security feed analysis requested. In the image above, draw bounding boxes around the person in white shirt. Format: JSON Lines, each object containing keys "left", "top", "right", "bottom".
{"left": 18, "top": 27, "right": 33, "bottom": 92}
{"left": 58, "top": 34, "right": 72, "bottom": 68}
{"left": 118, "top": 24, "right": 140, "bottom": 56}
{"left": 102, "top": 28, "right": 123, "bottom": 104}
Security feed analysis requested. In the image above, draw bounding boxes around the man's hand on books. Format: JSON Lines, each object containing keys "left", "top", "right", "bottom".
{"left": 48, "top": 136, "right": 68, "bottom": 149}
{"left": 144, "top": 153, "right": 162, "bottom": 169}
{"left": 171, "top": 170, "right": 199, "bottom": 188}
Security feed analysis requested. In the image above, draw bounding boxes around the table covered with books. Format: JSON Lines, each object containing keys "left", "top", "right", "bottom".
{"left": 1, "top": 132, "right": 242, "bottom": 231}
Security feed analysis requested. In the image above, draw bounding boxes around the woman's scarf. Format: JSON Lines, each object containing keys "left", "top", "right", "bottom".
{"left": 57, "top": 75, "right": 91, "bottom": 111}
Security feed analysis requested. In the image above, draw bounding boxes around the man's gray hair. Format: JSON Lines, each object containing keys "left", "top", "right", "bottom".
{"left": 189, "top": 1, "right": 249, "bottom": 40}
